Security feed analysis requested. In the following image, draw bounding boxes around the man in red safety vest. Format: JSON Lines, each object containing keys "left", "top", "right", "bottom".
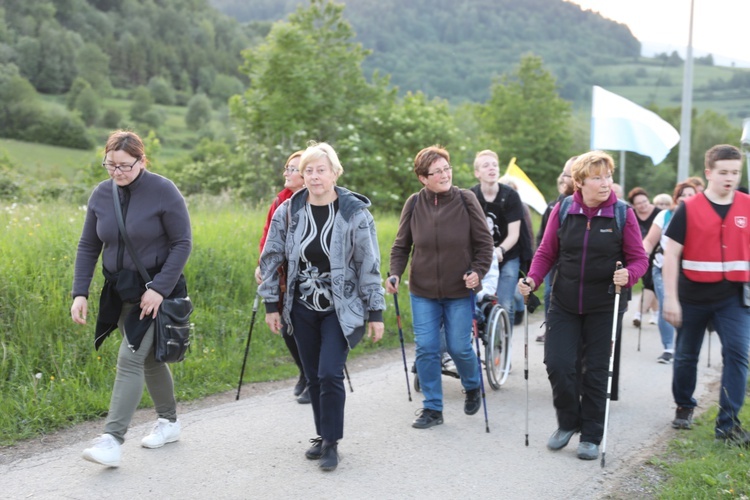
{"left": 662, "top": 144, "right": 750, "bottom": 445}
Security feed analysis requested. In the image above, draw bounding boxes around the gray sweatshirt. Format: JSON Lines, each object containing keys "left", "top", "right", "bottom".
{"left": 72, "top": 170, "right": 192, "bottom": 299}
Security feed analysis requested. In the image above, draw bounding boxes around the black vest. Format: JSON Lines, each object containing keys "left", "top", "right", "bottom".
{"left": 553, "top": 211, "right": 626, "bottom": 314}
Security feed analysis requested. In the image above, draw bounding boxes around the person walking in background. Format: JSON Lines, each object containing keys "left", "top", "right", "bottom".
{"left": 627, "top": 187, "right": 661, "bottom": 327}
{"left": 642, "top": 182, "right": 697, "bottom": 364}
{"left": 386, "top": 145, "right": 493, "bottom": 430}
{"left": 535, "top": 156, "right": 576, "bottom": 342}
{"left": 254, "top": 150, "right": 311, "bottom": 404}
{"left": 518, "top": 151, "right": 647, "bottom": 460}
{"left": 258, "top": 142, "right": 385, "bottom": 472}
{"left": 470, "top": 150, "right": 525, "bottom": 333}
{"left": 662, "top": 144, "right": 750, "bottom": 445}
{"left": 653, "top": 193, "right": 672, "bottom": 211}
{"left": 71, "top": 130, "right": 192, "bottom": 467}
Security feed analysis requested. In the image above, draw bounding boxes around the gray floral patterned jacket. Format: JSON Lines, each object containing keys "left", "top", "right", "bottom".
{"left": 258, "top": 186, "right": 385, "bottom": 348}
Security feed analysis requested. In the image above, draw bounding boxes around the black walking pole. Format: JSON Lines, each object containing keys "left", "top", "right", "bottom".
{"left": 469, "top": 285, "right": 490, "bottom": 433}
{"left": 390, "top": 277, "right": 412, "bottom": 401}
{"left": 523, "top": 279, "right": 530, "bottom": 446}
{"left": 601, "top": 263, "right": 623, "bottom": 468}
{"left": 344, "top": 364, "right": 354, "bottom": 392}
{"left": 236, "top": 292, "right": 260, "bottom": 401}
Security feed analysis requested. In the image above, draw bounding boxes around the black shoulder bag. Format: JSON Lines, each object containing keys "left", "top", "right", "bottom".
{"left": 112, "top": 181, "right": 193, "bottom": 363}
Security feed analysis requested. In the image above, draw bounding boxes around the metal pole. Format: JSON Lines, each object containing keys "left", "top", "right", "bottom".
{"left": 741, "top": 118, "right": 750, "bottom": 188}
{"left": 619, "top": 150, "right": 626, "bottom": 192}
{"left": 676, "top": 0, "right": 695, "bottom": 182}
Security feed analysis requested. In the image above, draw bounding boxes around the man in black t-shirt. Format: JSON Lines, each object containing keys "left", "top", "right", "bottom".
{"left": 470, "top": 150, "right": 524, "bottom": 332}
{"left": 662, "top": 144, "right": 750, "bottom": 445}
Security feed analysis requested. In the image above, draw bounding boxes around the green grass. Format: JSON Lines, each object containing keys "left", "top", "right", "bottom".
{"left": 655, "top": 403, "right": 750, "bottom": 498}
{"left": 0, "top": 138, "right": 97, "bottom": 179}
{"left": 0, "top": 200, "right": 408, "bottom": 445}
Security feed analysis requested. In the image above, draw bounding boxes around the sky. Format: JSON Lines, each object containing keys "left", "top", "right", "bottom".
{"left": 567, "top": 0, "right": 750, "bottom": 66}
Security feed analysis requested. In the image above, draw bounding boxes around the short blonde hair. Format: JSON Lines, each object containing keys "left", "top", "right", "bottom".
{"left": 653, "top": 193, "right": 671, "bottom": 207}
{"left": 571, "top": 151, "right": 615, "bottom": 190}
{"left": 473, "top": 149, "right": 499, "bottom": 170}
{"left": 299, "top": 141, "right": 343, "bottom": 178}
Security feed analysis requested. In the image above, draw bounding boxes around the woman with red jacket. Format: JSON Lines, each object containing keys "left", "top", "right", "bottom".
{"left": 254, "top": 150, "right": 309, "bottom": 403}
{"left": 518, "top": 151, "right": 648, "bottom": 461}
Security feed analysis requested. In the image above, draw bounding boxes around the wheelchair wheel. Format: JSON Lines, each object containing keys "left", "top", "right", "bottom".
{"left": 484, "top": 305, "right": 511, "bottom": 390}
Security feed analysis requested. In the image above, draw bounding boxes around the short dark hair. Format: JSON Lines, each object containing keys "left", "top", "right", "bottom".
{"left": 414, "top": 145, "right": 450, "bottom": 178}
{"left": 627, "top": 187, "right": 649, "bottom": 205}
{"left": 105, "top": 130, "right": 145, "bottom": 163}
{"left": 705, "top": 144, "right": 742, "bottom": 170}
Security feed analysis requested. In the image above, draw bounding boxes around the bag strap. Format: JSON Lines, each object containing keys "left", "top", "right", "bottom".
{"left": 111, "top": 180, "right": 153, "bottom": 287}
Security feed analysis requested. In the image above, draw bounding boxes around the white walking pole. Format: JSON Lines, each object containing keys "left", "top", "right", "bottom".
{"left": 601, "top": 263, "right": 623, "bottom": 468}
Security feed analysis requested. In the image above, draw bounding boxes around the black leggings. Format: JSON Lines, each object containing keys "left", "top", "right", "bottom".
{"left": 544, "top": 303, "right": 623, "bottom": 445}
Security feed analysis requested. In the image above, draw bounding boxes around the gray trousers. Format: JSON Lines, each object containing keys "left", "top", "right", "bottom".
{"left": 104, "top": 302, "right": 177, "bottom": 443}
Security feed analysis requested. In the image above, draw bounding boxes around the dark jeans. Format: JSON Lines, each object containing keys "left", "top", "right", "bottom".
{"left": 291, "top": 301, "right": 349, "bottom": 443}
{"left": 672, "top": 293, "right": 750, "bottom": 436}
{"left": 544, "top": 303, "right": 623, "bottom": 445}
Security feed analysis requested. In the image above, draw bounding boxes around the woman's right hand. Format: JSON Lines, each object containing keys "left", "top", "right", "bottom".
{"left": 385, "top": 276, "right": 399, "bottom": 294}
{"left": 71, "top": 296, "right": 88, "bottom": 325}
{"left": 517, "top": 277, "right": 535, "bottom": 297}
{"left": 265, "top": 312, "right": 282, "bottom": 335}
{"left": 254, "top": 266, "right": 262, "bottom": 285}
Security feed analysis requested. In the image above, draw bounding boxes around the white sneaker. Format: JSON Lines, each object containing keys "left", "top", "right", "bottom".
{"left": 141, "top": 418, "right": 181, "bottom": 448}
{"left": 649, "top": 312, "right": 658, "bottom": 325}
{"left": 82, "top": 433, "right": 121, "bottom": 467}
{"left": 632, "top": 312, "right": 642, "bottom": 327}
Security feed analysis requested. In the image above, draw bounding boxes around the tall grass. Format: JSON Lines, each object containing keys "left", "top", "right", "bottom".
{"left": 0, "top": 200, "right": 407, "bottom": 445}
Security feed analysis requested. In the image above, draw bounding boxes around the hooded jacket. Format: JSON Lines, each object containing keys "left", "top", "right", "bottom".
{"left": 258, "top": 186, "right": 385, "bottom": 349}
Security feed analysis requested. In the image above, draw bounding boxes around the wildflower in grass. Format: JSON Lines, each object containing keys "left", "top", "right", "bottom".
{"left": 50, "top": 375, "right": 55, "bottom": 381}
{"left": 35, "top": 372, "right": 42, "bottom": 380}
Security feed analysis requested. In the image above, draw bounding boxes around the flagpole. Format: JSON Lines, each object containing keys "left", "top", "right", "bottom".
{"left": 619, "top": 150, "right": 626, "bottom": 192}
{"left": 677, "top": 0, "right": 695, "bottom": 181}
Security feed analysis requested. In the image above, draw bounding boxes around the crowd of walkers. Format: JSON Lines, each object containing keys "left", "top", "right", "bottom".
{"left": 72, "top": 132, "right": 749, "bottom": 471}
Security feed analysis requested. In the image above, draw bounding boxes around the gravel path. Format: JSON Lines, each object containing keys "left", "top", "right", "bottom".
{"left": 0, "top": 295, "right": 721, "bottom": 499}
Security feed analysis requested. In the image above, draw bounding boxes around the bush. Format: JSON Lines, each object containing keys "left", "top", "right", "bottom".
{"left": 185, "top": 93, "right": 212, "bottom": 131}
{"left": 23, "top": 107, "right": 94, "bottom": 150}
{"left": 101, "top": 108, "right": 122, "bottom": 129}
{"left": 147, "top": 76, "right": 176, "bottom": 105}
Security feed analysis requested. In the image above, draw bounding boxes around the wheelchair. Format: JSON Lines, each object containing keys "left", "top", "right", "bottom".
{"left": 412, "top": 295, "right": 512, "bottom": 392}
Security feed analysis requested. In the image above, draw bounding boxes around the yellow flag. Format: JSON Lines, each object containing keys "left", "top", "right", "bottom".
{"left": 504, "top": 158, "right": 547, "bottom": 214}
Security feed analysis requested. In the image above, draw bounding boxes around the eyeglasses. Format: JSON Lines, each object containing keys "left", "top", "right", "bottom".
{"left": 284, "top": 167, "right": 299, "bottom": 174}
{"left": 102, "top": 156, "right": 140, "bottom": 172}
{"left": 426, "top": 166, "right": 452, "bottom": 177}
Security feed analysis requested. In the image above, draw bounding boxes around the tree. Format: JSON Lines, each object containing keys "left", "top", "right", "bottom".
{"left": 477, "top": 54, "right": 573, "bottom": 198}
{"left": 147, "top": 76, "right": 176, "bottom": 105}
{"left": 129, "top": 86, "right": 153, "bottom": 122}
{"left": 75, "top": 43, "right": 112, "bottom": 95}
{"left": 185, "top": 93, "right": 212, "bottom": 131}
{"left": 74, "top": 85, "right": 100, "bottom": 126}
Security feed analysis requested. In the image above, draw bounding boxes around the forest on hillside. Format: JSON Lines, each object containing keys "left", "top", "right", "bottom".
{"left": 210, "top": 0, "right": 641, "bottom": 102}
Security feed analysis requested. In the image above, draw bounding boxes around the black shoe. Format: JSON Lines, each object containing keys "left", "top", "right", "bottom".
{"left": 535, "top": 334, "right": 546, "bottom": 343}
{"left": 672, "top": 406, "right": 694, "bottom": 429}
{"left": 293, "top": 374, "right": 306, "bottom": 397}
{"left": 319, "top": 441, "right": 339, "bottom": 471}
{"left": 412, "top": 408, "right": 444, "bottom": 429}
{"left": 716, "top": 426, "right": 750, "bottom": 447}
{"left": 464, "top": 387, "right": 481, "bottom": 415}
{"left": 297, "top": 386, "right": 311, "bottom": 404}
{"left": 547, "top": 428, "right": 579, "bottom": 450}
{"left": 305, "top": 437, "right": 323, "bottom": 460}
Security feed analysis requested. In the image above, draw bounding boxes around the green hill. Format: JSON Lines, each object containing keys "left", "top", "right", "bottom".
{"left": 210, "top": 0, "right": 750, "bottom": 120}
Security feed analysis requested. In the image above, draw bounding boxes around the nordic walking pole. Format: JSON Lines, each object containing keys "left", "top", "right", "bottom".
{"left": 390, "top": 277, "right": 412, "bottom": 401}
{"left": 522, "top": 279, "right": 530, "bottom": 447}
{"left": 236, "top": 292, "right": 260, "bottom": 400}
{"left": 469, "top": 283, "right": 490, "bottom": 433}
{"left": 344, "top": 364, "right": 353, "bottom": 392}
{"left": 637, "top": 291, "right": 643, "bottom": 351}
{"left": 601, "top": 263, "right": 623, "bottom": 468}
{"left": 707, "top": 329, "right": 712, "bottom": 368}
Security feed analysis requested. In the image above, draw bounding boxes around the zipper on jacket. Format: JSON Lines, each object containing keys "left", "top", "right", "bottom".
{"left": 578, "top": 217, "right": 592, "bottom": 314}
{"left": 433, "top": 194, "right": 443, "bottom": 297}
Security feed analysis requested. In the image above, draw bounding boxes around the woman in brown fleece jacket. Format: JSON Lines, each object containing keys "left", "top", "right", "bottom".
{"left": 386, "top": 145, "right": 494, "bottom": 429}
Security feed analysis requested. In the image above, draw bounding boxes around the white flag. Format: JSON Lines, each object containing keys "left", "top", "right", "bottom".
{"left": 591, "top": 86, "right": 680, "bottom": 165}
